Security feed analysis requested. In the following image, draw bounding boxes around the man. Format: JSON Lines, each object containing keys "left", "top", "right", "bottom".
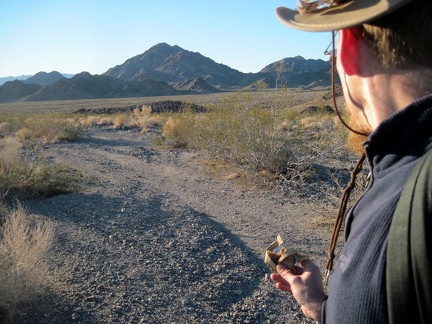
{"left": 270, "top": 0, "right": 432, "bottom": 322}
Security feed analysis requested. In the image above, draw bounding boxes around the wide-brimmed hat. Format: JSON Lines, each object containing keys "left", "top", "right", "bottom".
{"left": 276, "top": 0, "right": 414, "bottom": 32}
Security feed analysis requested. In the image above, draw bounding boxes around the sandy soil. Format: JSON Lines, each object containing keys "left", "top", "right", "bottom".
{"left": 19, "top": 124, "right": 341, "bottom": 323}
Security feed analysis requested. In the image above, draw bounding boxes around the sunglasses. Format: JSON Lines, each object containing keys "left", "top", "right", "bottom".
{"left": 324, "top": 41, "right": 337, "bottom": 59}
{"left": 324, "top": 31, "right": 339, "bottom": 61}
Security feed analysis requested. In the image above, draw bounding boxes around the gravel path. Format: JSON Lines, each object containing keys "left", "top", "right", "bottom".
{"left": 20, "top": 125, "right": 335, "bottom": 323}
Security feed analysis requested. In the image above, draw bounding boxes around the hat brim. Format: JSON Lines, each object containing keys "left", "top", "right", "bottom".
{"left": 276, "top": 0, "right": 413, "bottom": 32}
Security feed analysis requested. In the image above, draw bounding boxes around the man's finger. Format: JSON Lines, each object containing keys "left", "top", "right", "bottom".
{"left": 276, "top": 282, "right": 293, "bottom": 293}
{"left": 271, "top": 273, "right": 289, "bottom": 285}
{"left": 300, "top": 259, "right": 321, "bottom": 272}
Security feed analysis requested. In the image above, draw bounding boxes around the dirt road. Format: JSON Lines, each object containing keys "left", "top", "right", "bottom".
{"left": 23, "top": 125, "right": 333, "bottom": 323}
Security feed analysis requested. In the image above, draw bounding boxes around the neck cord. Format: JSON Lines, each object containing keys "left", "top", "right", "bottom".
{"left": 324, "top": 152, "right": 365, "bottom": 286}
{"left": 324, "top": 30, "right": 367, "bottom": 287}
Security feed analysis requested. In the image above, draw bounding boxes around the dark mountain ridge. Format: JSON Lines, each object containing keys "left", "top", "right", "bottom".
{"left": 260, "top": 56, "right": 332, "bottom": 88}
{"left": 23, "top": 72, "right": 179, "bottom": 102}
{"left": 24, "top": 71, "right": 65, "bottom": 86}
{"left": 0, "top": 43, "right": 332, "bottom": 102}
{"left": 104, "top": 43, "right": 245, "bottom": 88}
{"left": 0, "top": 80, "right": 42, "bottom": 102}
{"left": 104, "top": 43, "right": 331, "bottom": 89}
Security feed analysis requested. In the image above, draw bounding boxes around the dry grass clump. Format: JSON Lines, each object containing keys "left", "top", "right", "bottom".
{"left": 132, "top": 106, "right": 152, "bottom": 132}
{"left": 109, "top": 106, "right": 155, "bottom": 132}
{"left": 113, "top": 115, "right": 128, "bottom": 129}
{"left": 77, "top": 106, "right": 165, "bottom": 133}
{"left": 0, "top": 122, "right": 13, "bottom": 135}
{"left": 79, "top": 115, "right": 102, "bottom": 126}
{"left": 99, "top": 117, "right": 114, "bottom": 125}
{"left": 0, "top": 113, "right": 85, "bottom": 200}
{"left": 0, "top": 137, "right": 84, "bottom": 199}
{"left": 15, "top": 127, "right": 34, "bottom": 142}
{"left": 83, "top": 107, "right": 158, "bottom": 133}
{"left": 0, "top": 113, "right": 81, "bottom": 147}
{"left": 19, "top": 116, "right": 81, "bottom": 145}
{"left": 0, "top": 203, "right": 54, "bottom": 321}
{"left": 147, "top": 115, "right": 166, "bottom": 125}
{"left": 162, "top": 116, "right": 189, "bottom": 148}
{"left": 79, "top": 116, "right": 114, "bottom": 126}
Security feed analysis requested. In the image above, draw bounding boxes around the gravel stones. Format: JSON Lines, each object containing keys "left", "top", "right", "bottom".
{"left": 16, "top": 126, "right": 327, "bottom": 323}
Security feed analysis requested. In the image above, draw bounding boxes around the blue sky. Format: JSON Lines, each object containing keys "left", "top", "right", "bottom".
{"left": 0, "top": 0, "right": 330, "bottom": 77}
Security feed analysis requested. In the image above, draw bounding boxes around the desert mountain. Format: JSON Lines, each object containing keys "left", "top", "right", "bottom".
{"left": 0, "top": 43, "right": 333, "bottom": 102}
{"left": 260, "top": 56, "right": 332, "bottom": 88}
{"left": 104, "top": 43, "right": 248, "bottom": 88}
{"left": 104, "top": 43, "right": 330, "bottom": 89}
{"left": 0, "top": 73, "right": 178, "bottom": 103}
{"left": 22, "top": 72, "right": 179, "bottom": 102}
{"left": 24, "top": 71, "right": 65, "bottom": 86}
{"left": 260, "top": 56, "right": 329, "bottom": 74}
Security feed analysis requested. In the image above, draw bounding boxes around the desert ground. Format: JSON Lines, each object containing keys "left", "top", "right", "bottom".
{"left": 2, "top": 91, "right": 354, "bottom": 323}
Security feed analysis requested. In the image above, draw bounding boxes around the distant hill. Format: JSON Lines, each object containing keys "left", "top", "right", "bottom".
{"left": 173, "top": 77, "right": 224, "bottom": 94}
{"left": 22, "top": 72, "right": 179, "bottom": 102}
{"left": 0, "top": 75, "right": 32, "bottom": 86}
{"left": 24, "top": 71, "right": 65, "bottom": 86}
{"left": 0, "top": 72, "right": 72, "bottom": 87}
{"left": 260, "top": 56, "right": 332, "bottom": 88}
{"left": 260, "top": 56, "right": 329, "bottom": 74}
{"left": 0, "top": 80, "right": 42, "bottom": 102}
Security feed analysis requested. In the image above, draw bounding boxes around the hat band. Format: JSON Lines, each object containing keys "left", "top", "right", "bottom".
{"left": 297, "top": 0, "right": 352, "bottom": 14}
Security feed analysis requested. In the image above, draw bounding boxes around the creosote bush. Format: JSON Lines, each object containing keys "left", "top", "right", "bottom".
{"left": 0, "top": 203, "right": 54, "bottom": 321}
{"left": 160, "top": 91, "right": 352, "bottom": 190}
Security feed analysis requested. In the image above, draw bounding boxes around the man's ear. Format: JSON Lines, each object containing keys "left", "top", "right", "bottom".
{"left": 338, "top": 27, "right": 363, "bottom": 76}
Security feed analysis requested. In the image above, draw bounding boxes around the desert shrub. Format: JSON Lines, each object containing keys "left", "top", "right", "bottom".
{"left": 0, "top": 203, "right": 54, "bottom": 321}
{"left": 162, "top": 116, "right": 193, "bottom": 148}
{"left": 79, "top": 109, "right": 155, "bottom": 133}
{"left": 162, "top": 93, "right": 309, "bottom": 174}
{"left": 0, "top": 113, "right": 82, "bottom": 147}
{"left": 0, "top": 122, "right": 13, "bottom": 136}
{"left": 131, "top": 107, "right": 152, "bottom": 133}
{"left": 147, "top": 114, "right": 167, "bottom": 127}
{"left": 20, "top": 116, "right": 81, "bottom": 145}
{"left": 15, "top": 127, "right": 34, "bottom": 142}
{"left": 98, "top": 117, "right": 113, "bottom": 125}
{"left": 113, "top": 115, "right": 129, "bottom": 129}
{"left": 80, "top": 116, "right": 101, "bottom": 126}
{"left": 160, "top": 92, "right": 352, "bottom": 188}
{"left": 133, "top": 106, "right": 152, "bottom": 117}
{"left": 0, "top": 137, "right": 84, "bottom": 199}
{"left": 134, "top": 119, "right": 149, "bottom": 133}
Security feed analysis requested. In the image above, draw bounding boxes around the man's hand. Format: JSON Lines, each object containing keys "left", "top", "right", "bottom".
{"left": 270, "top": 259, "right": 327, "bottom": 321}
